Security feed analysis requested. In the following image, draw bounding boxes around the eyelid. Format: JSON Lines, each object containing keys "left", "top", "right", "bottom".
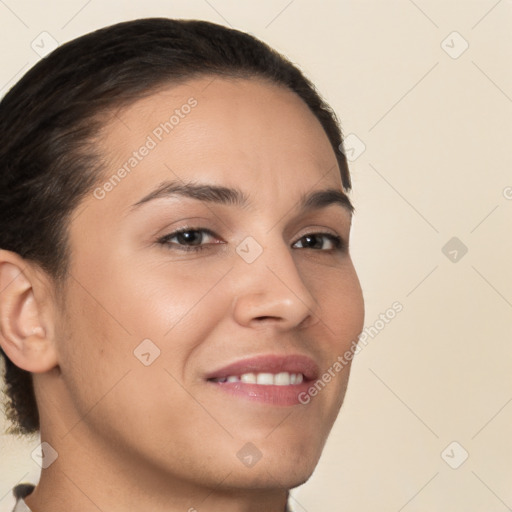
{"left": 292, "top": 225, "right": 340, "bottom": 240}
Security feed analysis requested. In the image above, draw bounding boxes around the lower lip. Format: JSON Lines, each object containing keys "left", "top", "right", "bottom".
{"left": 207, "top": 380, "right": 312, "bottom": 406}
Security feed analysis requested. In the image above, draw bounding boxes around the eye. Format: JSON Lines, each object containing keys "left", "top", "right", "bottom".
{"left": 157, "top": 228, "right": 223, "bottom": 251}
{"left": 156, "top": 228, "right": 344, "bottom": 253}
{"left": 292, "top": 233, "right": 344, "bottom": 251}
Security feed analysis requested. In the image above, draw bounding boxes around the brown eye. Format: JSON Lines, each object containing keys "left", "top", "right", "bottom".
{"left": 174, "top": 230, "right": 204, "bottom": 246}
{"left": 293, "top": 233, "right": 343, "bottom": 251}
{"left": 158, "top": 228, "right": 222, "bottom": 251}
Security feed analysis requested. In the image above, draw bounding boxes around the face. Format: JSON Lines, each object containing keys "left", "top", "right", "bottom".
{"left": 46, "top": 76, "right": 364, "bottom": 491}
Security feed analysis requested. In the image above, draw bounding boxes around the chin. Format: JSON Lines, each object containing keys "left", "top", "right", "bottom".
{"left": 225, "top": 462, "right": 317, "bottom": 491}
{"left": 221, "top": 439, "right": 324, "bottom": 491}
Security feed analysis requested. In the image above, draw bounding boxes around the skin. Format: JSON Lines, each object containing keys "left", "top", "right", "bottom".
{"left": 0, "top": 76, "right": 364, "bottom": 512}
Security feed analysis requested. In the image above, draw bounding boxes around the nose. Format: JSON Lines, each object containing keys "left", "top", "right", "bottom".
{"left": 232, "top": 241, "right": 320, "bottom": 331}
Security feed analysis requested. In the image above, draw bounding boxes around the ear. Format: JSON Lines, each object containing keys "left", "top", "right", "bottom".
{"left": 0, "top": 250, "right": 58, "bottom": 373}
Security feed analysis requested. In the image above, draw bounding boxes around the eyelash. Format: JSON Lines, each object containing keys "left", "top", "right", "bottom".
{"left": 156, "top": 227, "right": 345, "bottom": 253}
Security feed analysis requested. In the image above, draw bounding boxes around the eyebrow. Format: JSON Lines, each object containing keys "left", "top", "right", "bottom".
{"left": 130, "top": 180, "right": 353, "bottom": 214}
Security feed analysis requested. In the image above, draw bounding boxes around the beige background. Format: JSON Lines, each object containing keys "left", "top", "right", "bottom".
{"left": 1, "top": 1, "right": 511, "bottom": 510}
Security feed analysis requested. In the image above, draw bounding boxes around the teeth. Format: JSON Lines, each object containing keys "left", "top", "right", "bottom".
{"left": 289, "top": 373, "right": 304, "bottom": 385}
{"left": 256, "top": 373, "right": 274, "bottom": 385}
{"left": 275, "top": 372, "right": 291, "bottom": 385}
{"left": 214, "top": 372, "right": 304, "bottom": 386}
{"left": 240, "top": 373, "right": 257, "bottom": 384}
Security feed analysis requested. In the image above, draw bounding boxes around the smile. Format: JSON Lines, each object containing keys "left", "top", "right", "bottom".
{"left": 205, "top": 354, "right": 318, "bottom": 406}
{"left": 209, "top": 372, "right": 304, "bottom": 385}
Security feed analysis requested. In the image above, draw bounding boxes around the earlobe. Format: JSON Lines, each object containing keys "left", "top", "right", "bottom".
{"left": 0, "top": 250, "right": 58, "bottom": 373}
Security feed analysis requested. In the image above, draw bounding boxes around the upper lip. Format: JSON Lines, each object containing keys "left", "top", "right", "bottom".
{"left": 205, "top": 354, "right": 320, "bottom": 382}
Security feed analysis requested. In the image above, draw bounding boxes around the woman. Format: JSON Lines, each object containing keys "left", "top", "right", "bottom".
{"left": 0, "top": 18, "right": 364, "bottom": 512}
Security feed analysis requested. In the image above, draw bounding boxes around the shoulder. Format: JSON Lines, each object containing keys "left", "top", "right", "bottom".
{"left": 11, "top": 483, "right": 35, "bottom": 512}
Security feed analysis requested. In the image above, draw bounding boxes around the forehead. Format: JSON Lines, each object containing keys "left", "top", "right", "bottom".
{"left": 91, "top": 75, "right": 342, "bottom": 213}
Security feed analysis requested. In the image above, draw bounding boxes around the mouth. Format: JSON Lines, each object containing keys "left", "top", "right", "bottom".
{"left": 209, "top": 371, "right": 305, "bottom": 385}
{"left": 205, "top": 354, "right": 318, "bottom": 406}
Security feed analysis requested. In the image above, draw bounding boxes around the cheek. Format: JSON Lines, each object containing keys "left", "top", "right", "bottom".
{"left": 54, "top": 280, "right": 132, "bottom": 410}
{"left": 294, "top": 260, "right": 364, "bottom": 415}
{"left": 60, "top": 253, "right": 234, "bottom": 393}
{"left": 305, "top": 259, "right": 365, "bottom": 343}
{"left": 106, "top": 250, "right": 233, "bottom": 335}
{"left": 53, "top": 275, "right": 212, "bottom": 447}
